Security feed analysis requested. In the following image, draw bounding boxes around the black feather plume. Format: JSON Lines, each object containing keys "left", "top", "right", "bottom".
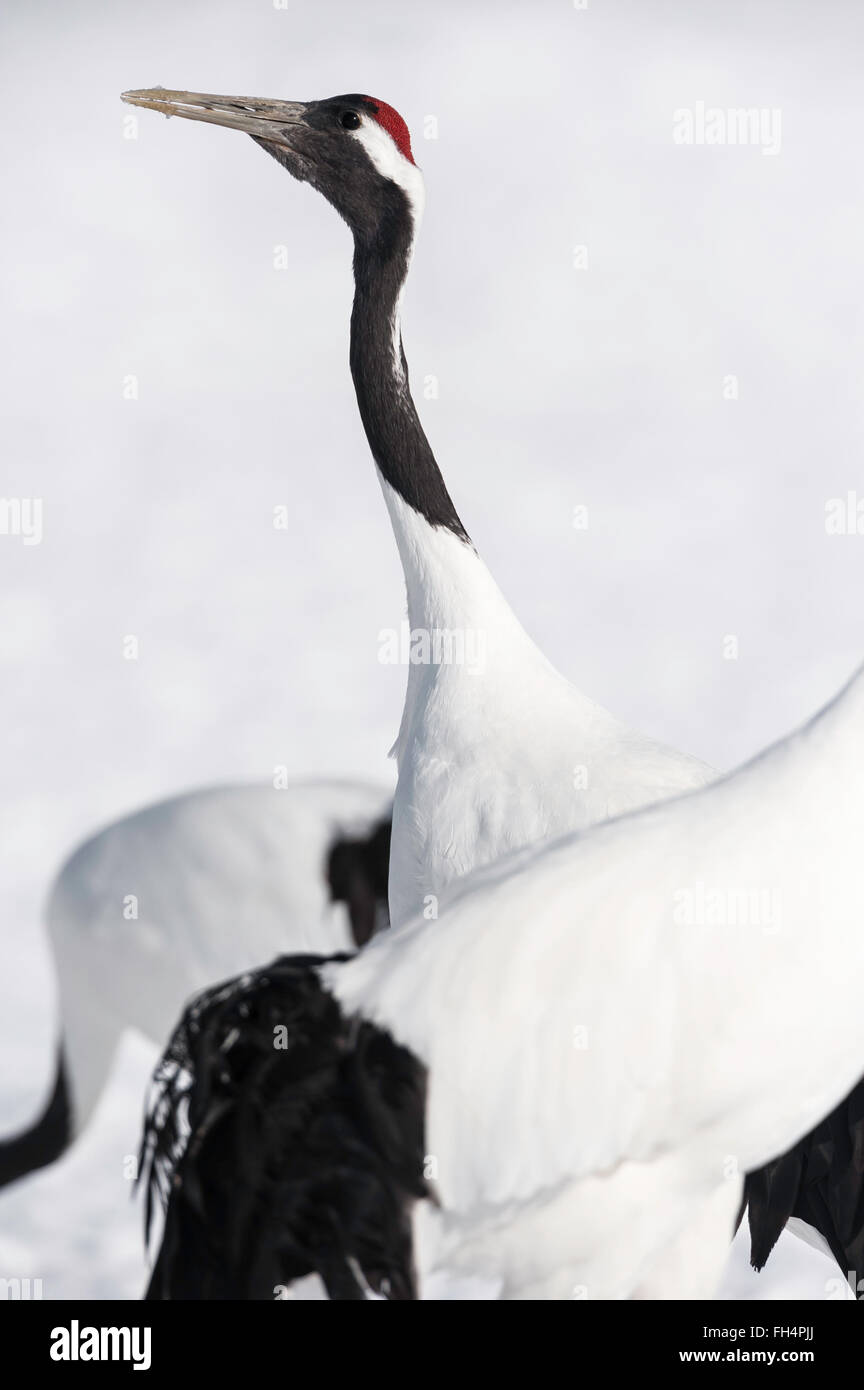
{"left": 139, "top": 953, "right": 428, "bottom": 1300}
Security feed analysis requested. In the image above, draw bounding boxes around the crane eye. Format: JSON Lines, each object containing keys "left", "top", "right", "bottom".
{"left": 340, "top": 111, "right": 361, "bottom": 130}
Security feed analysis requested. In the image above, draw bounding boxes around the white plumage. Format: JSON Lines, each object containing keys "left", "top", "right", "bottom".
{"left": 36, "top": 779, "right": 389, "bottom": 1137}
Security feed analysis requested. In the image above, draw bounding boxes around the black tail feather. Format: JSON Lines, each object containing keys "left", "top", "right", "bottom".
{"left": 140, "top": 954, "right": 428, "bottom": 1300}
{"left": 0, "top": 1049, "right": 71, "bottom": 1189}
{"left": 745, "top": 1076, "right": 864, "bottom": 1288}
{"left": 327, "top": 817, "right": 392, "bottom": 948}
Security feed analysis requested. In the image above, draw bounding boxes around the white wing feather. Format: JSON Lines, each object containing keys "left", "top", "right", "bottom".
{"left": 331, "top": 671, "right": 864, "bottom": 1295}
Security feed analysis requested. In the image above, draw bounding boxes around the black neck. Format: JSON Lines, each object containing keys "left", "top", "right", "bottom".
{"left": 349, "top": 217, "right": 469, "bottom": 543}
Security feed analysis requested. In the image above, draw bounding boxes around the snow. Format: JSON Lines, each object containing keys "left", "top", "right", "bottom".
{"left": 2, "top": 0, "right": 864, "bottom": 1300}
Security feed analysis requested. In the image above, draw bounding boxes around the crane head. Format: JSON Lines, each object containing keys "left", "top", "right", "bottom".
{"left": 121, "top": 89, "right": 424, "bottom": 245}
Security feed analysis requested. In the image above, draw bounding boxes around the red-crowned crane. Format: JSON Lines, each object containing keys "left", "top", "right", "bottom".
{"left": 0, "top": 780, "right": 391, "bottom": 1189}
{"left": 120, "top": 87, "right": 715, "bottom": 936}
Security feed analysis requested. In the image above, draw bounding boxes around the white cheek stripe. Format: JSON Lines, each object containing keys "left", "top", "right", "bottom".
{"left": 351, "top": 119, "right": 426, "bottom": 222}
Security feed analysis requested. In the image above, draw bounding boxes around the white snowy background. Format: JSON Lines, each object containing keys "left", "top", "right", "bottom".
{"left": 1, "top": 0, "right": 863, "bottom": 1299}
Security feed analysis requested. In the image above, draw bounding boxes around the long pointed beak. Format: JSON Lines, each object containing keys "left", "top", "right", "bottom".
{"left": 121, "top": 88, "right": 307, "bottom": 146}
